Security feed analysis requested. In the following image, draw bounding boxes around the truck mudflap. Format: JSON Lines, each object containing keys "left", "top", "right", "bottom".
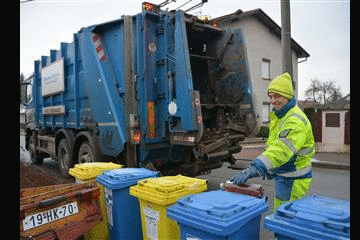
{"left": 20, "top": 183, "right": 102, "bottom": 240}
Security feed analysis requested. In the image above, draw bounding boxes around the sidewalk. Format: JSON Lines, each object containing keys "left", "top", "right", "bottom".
{"left": 231, "top": 140, "right": 350, "bottom": 170}
{"left": 312, "top": 152, "right": 350, "bottom": 170}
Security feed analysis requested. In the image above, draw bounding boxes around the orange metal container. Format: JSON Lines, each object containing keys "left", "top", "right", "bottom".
{"left": 220, "top": 181, "right": 265, "bottom": 198}
{"left": 20, "top": 182, "right": 102, "bottom": 240}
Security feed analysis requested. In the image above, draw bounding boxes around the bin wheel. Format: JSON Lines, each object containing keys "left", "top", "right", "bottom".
{"left": 78, "top": 140, "right": 97, "bottom": 163}
{"left": 29, "top": 133, "right": 44, "bottom": 165}
{"left": 58, "top": 138, "right": 73, "bottom": 176}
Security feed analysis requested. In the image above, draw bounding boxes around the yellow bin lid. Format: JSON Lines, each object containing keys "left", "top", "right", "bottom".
{"left": 68, "top": 162, "right": 123, "bottom": 180}
{"left": 130, "top": 175, "right": 207, "bottom": 205}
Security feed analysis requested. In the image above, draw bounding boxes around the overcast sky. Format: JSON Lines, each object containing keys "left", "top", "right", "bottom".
{"left": 20, "top": 0, "right": 350, "bottom": 100}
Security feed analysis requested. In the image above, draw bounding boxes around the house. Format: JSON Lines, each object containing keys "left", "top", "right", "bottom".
{"left": 299, "top": 95, "right": 350, "bottom": 153}
{"left": 316, "top": 109, "right": 350, "bottom": 152}
{"left": 215, "top": 9, "right": 310, "bottom": 134}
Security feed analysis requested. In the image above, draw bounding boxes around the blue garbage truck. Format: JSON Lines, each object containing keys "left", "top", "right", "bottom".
{"left": 23, "top": 2, "right": 254, "bottom": 176}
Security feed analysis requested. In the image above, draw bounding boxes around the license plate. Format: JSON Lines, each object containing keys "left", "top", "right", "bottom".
{"left": 22, "top": 202, "right": 79, "bottom": 231}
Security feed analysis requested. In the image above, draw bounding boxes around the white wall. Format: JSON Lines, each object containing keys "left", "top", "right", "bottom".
{"left": 317, "top": 110, "right": 349, "bottom": 152}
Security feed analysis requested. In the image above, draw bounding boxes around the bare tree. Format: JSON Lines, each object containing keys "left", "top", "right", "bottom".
{"left": 304, "top": 79, "right": 342, "bottom": 105}
{"left": 305, "top": 78, "right": 320, "bottom": 103}
{"left": 328, "top": 86, "right": 343, "bottom": 104}
{"left": 319, "top": 80, "right": 336, "bottom": 105}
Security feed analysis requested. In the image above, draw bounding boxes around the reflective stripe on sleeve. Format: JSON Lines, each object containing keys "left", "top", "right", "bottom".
{"left": 257, "top": 154, "right": 273, "bottom": 171}
{"left": 279, "top": 138, "right": 297, "bottom": 155}
{"left": 276, "top": 165, "right": 312, "bottom": 178}
{"left": 298, "top": 146, "right": 315, "bottom": 156}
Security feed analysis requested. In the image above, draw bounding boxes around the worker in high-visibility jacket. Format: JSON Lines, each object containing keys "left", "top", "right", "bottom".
{"left": 230, "top": 72, "right": 315, "bottom": 210}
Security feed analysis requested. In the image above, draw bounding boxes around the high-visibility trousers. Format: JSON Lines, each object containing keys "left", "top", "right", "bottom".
{"left": 274, "top": 177, "right": 312, "bottom": 210}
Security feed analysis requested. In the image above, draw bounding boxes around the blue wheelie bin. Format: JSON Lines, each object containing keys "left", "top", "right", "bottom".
{"left": 167, "top": 189, "right": 269, "bottom": 240}
{"left": 264, "top": 195, "right": 350, "bottom": 240}
{"left": 96, "top": 168, "right": 159, "bottom": 240}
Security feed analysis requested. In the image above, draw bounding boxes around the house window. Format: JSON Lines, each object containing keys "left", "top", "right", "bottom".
{"left": 262, "top": 102, "right": 271, "bottom": 124}
{"left": 261, "top": 58, "right": 271, "bottom": 80}
{"left": 325, "top": 113, "right": 340, "bottom": 127}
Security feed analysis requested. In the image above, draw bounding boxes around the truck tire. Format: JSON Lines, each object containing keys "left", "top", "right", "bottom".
{"left": 78, "top": 140, "right": 97, "bottom": 163}
{"left": 29, "top": 133, "right": 44, "bottom": 165}
{"left": 58, "top": 138, "right": 73, "bottom": 176}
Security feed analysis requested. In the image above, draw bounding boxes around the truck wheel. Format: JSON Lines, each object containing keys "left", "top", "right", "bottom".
{"left": 78, "top": 141, "right": 97, "bottom": 163}
{"left": 29, "top": 133, "right": 44, "bottom": 165}
{"left": 58, "top": 138, "right": 73, "bottom": 176}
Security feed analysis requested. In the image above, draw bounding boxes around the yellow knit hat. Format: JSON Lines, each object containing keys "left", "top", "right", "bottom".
{"left": 267, "top": 72, "right": 294, "bottom": 99}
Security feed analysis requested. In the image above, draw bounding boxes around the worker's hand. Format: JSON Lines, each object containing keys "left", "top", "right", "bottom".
{"left": 230, "top": 166, "right": 260, "bottom": 185}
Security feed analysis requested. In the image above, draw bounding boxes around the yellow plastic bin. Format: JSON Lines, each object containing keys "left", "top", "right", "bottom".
{"left": 69, "top": 162, "right": 123, "bottom": 183}
{"left": 130, "top": 175, "right": 207, "bottom": 240}
{"left": 68, "top": 162, "right": 123, "bottom": 240}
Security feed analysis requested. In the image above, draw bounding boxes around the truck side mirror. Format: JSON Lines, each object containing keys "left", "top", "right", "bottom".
{"left": 20, "top": 82, "right": 32, "bottom": 105}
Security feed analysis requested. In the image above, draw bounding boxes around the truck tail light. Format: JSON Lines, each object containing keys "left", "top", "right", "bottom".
{"left": 210, "top": 20, "right": 218, "bottom": 28}
{"left": 143, "top": 2, "right": 154, "bottom": 11}
{"left": 142, "top": 2, "right": 160, "bottom": 13}
{"left": 197, "top": 15, "right": 211, "bottom": 23}
{"left": 129, "top": 114, "right": 141, "bottom": 144}
{"left": 131, "top": 129, "right": 141, "bottom": 144}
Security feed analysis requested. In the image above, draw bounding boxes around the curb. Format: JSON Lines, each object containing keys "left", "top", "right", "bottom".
{"left": 312, "top": 159, "right": 350, "bottom": 170}
{"left": 229, "top": 158, "right": 350, "bottom": 171}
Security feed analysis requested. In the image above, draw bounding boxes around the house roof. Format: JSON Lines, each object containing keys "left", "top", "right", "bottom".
{"left": 298, "top": 99, "right": 317, "bottom": 109}
{"left": 342, "top": 93, "right": 350, "bottom": 101}
{"left": 332, "top": 93, "right": 350, "bottom": 110}
{"left": 214, "top": 9, "right": 310, "bottom": 59}
{"left": 298, "top": 94, "right": 350, "bottom": 111}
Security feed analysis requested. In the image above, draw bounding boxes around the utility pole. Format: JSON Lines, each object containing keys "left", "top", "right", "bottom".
{"left": 281, "top": 0, "right": 294, "bottom": 88}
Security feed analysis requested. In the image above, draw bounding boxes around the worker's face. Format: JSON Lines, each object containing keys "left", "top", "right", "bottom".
{"left": 268, "top": 92, "right": 289, "bottom": 111}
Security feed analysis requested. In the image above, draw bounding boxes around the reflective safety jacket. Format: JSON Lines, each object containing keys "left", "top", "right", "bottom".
{"left": 254, "top": 98, "right": 315, "bottom": 178}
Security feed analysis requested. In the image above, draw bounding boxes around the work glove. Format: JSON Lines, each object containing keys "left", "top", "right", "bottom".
{"left": 230, "top": 165, "right": 260, "bottom": 185}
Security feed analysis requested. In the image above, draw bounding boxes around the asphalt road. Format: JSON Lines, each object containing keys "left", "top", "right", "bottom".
{"left": 20, "top": 134, "right": 350, "bottom": 239}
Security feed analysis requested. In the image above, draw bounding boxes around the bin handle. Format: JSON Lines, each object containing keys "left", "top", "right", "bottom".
{"left": 323, "top": 220, "right": 350, "bottom": 233}
{"left": 276, "top": 203, "right": 296, "bottom": 219}
{"left": 261, "top": 193, "right": 268, "bottom": 202}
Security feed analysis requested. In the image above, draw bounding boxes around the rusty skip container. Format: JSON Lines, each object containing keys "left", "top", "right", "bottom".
{"left": 20, "top": 182, "right": 102, "bottom": 240}
{"left": 220, "top": 181, "right": 265, "bottom": 198}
